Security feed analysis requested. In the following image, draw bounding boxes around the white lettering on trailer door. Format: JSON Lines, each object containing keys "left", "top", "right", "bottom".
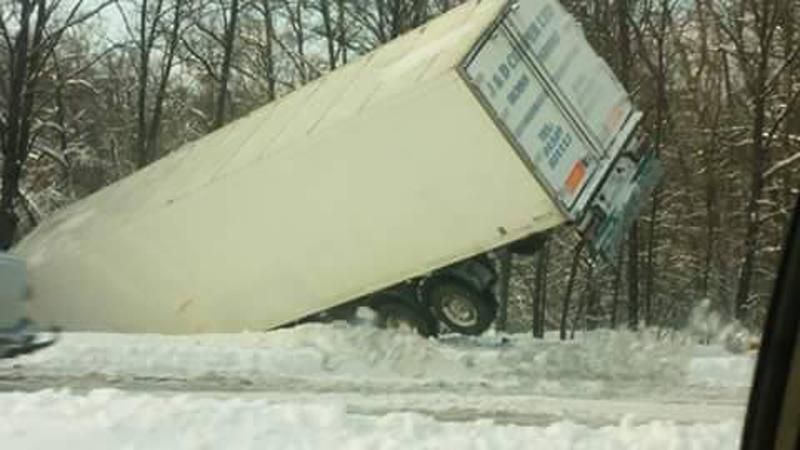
{"left": 504, "top": 0, "right": 633, "bottom": 155}
{"left": 464, "top": 25, "right": 598, "bottom": 214}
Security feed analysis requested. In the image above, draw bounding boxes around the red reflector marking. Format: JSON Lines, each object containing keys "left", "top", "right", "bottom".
{"left": 565, "top": 161, "right": 586, "bottom": 194}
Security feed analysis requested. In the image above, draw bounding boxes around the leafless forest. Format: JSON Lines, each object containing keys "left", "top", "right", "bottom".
{"left": 1, "top": 0, "right": 798, "bottom": 334}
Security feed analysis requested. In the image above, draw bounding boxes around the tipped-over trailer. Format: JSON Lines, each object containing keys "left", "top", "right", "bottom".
{"left": 11, "top": 0, "right": 661, "bottom": 336}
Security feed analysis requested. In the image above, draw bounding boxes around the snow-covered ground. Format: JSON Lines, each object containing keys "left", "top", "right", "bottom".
{"left": 0, "top": 323, "right": 756, "bottom": 449}
{"left": 0, "top": 389, "right": 741, "bottom": 450}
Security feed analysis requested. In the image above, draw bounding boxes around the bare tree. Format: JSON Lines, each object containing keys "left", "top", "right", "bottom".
{"left": 214, "top": 0, "right": 240, "bottom": 128}
{"left": 559, "top": 242, "right": 584, "bottom": 340}
{"left": 494, "top": 247, "right": 512, "bottom": 332}
{"left": 0, "top": 0, "right": 113, "bottom": 247}
{"left": 181, "top": 0, "right": 248, "bottom": 129}
{"left": 712, "top": 0, "right": 800, "bottom": 319}
{"left": 531, "top": 236, "right": 550, "bottom": 338}
{"left": 115, "top": 0, "right": 188, "bottom": 167}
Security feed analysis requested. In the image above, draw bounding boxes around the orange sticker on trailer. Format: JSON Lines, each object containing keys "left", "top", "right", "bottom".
{"left": 565, "top": 161, "right": 586, "bottom": 194}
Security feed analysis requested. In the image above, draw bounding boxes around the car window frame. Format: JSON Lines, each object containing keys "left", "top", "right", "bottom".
{"left": 741, "top": 194, "right": 800, "bottom": 450}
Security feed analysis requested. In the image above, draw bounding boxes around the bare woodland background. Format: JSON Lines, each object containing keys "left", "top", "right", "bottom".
{"left": 1, "top": 0, "right": 798, "bottom": 335}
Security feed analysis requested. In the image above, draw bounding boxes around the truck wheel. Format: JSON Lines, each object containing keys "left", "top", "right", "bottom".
{"left": 371, "top": 292, "right": 438, "bottom": 337}
{"left": 422, "top": 277, "right": 495, "bottom": 335}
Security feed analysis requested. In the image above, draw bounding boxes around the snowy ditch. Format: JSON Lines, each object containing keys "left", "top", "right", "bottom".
{"left": 1, "top": 323, "right": 736, "bottom": 389}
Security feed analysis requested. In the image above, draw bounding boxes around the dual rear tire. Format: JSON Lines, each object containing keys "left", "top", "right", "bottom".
{"left": 421, "top": 276, "right": 496, "bottom": 336}
{"left": 371, "top": 276, "right": 496, "bottom": 337}
{"left": 370, "top": 290, "right": 439, "bottom": 337}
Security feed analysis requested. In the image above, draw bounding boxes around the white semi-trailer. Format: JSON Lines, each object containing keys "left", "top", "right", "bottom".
{"left": 11, "top": 0, "right": 661, "bottom": 336}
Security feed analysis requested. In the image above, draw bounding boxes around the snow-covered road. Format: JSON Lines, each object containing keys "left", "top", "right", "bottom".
{"left": 0, "top": 389, "right": 741, "bottom": 450}
{"left": 0, "top": 324, "right": 755, "bottom": 449}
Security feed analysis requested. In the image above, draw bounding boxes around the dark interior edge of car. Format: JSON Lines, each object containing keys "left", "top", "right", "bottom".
{"left": 741, "top": 194, "right": 800, "bottom": 450}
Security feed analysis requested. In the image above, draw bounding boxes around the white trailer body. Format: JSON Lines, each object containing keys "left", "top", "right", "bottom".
{"left": 12, "top": 0, "right": 659, "bottom": 333}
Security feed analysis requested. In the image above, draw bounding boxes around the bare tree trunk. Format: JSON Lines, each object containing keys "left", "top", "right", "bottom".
{"left": 733, "top": 0, "right": 776, "bottom": 320}
{"left": 337, "top": 0, "right": 348, "bottom": 64}
{"left": 52, "top": 54, "right": 73, "bottom": 195}
{"left": 585, "top": 262, "right": 600, "bottom": 330}
{"left": 628, "top": 224, "right": 640, "bottom": 330}
{"left": 616, "top": 0, "right": 632, "bottom": 85}
{"left": 693, "top": 0, "right": 724, "bottom": 306}
{"left": 570, "top": 293, "right": 584, "bottom": 340}
{"left": 134, "top": 0, "right": 169, "bottom": 167}
{"left": 213, "top": 0, "right": 240, "bottom": 129}
{"left": 320, "top": 0, "right": 337, "bottom": 69}
{"left": 294, "top": 0, "right": 307, "bottom": 82}
{"left": 615, "top": 0, "right": 639, "bottom": 331}
{"left": 532, "top": 237, "right": 550, "bottom": 338}
{"left": 495, "top": 247, "right": 512, "bottom": 332}
{"left": 560, "top": 242, "right": 584, "bottom": 340}
{"left": 412, "top": 0, "right": 428, "bottom": 27}
{"left": 1, "top": 1, "right": 37, "bottom": 248}
{"left": 734, "top": 74, "right": 768, "bottom": 320}
{"left": 1, "top": 0, "right": 107, "bottom": 244}
{"left": 702, "top": 135, "right": 718, "bottom": 298}
{"left": 643, "top": 0, "right": 672, "bottom": 326}
{"left": 135, "top": 0, "right": 151, "bottom": 167}
{"left": 571, "top": 263, "right": 595, "bottom": 339}
{"left": 261, "top": 0, "right": 277, "bottom": 101}
{"left": 146, "top": 0, "right": 184, "bottom": 160}
{"left": 609, "top": 247, "right": 623, "bottom": 328}
{"left": 389, "top": 0, "right": 401, "bottom": 38}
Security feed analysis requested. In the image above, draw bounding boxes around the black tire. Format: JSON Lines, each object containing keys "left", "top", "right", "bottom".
{"left": 509, "top": 233, "right": 548, "bottom": 255}
{"left": 371, "top": 292, "right": 438, "bottom": 337}
{"left": 421, "top": 276, "right": 496, "bottom": 335}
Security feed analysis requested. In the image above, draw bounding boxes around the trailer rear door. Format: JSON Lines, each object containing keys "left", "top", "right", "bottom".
{"left": 461, "top": 0, "right": 659, "bottom": 261}
{"left": 462, "top": 24, "right": 602, "bottom": 216}
{"left": 504, "top": 0, "right": 635, "bottom": 156}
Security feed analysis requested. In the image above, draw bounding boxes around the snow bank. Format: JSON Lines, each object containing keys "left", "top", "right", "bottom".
{"left": 0, "top": 389, "right": 741, "bottom": 450}
{"left": 2, "top": 324, "right": 696, "bottom": 392}
{"left": 688, "top": 351, "right": 756, "bottom": 388}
